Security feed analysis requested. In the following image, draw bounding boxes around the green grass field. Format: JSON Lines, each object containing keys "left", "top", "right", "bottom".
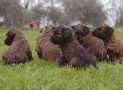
{"left": 0, "top": 27, "right": 123, "bottom": 90}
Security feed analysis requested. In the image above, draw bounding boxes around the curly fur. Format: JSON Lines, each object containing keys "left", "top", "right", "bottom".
{"left": 2, "top": 30, "right": 32, "bottom": 64}
{"left": 50, "top": 25, "right": 96, "bottom": 68}
{"left": 93, "top": 25, "right": 123, "bottom": 64}
{"left": 36, "top": 26, "right": 62, "bottom": 61}
{"left": 72, "top": 24, "right": 107, "bottom": 61}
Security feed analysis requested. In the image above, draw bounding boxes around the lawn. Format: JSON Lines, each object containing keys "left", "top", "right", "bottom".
{"left": 0, "top": 27, "right": 123, "bottom": 90}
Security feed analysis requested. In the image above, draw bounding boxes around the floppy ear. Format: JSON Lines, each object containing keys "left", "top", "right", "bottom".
{"left": 93, "top": 27, "right": 104, "bottom": 39}
{"left": 5, "top": 31, "right": 15, "bottom": 45}
{"left": 50, "top": 28, "right": 64, "bottom": 45}
{"left": 104, "top": 26, "right": 114, "bottom": 37}
{"left": 81, "top": 26, "right": 90, "bottom": 36}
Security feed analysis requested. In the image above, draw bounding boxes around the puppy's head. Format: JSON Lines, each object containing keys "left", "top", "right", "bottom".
{"left": 50, "top": 26, "right": 73, "bottom": 46}
{"left": 5, "top": 30, "right": 16, "bottom": 45}
{"left": 93, "top": 27, "right": 105, "bottom": 39}
{"left": 103, "top": 25, "right": 114, "bottom": 37}
{"left": 71, "top": 24, "right": 90, "bottom": 44}
{"left": 93, "top": 25, "right": 114, "bottom": 42}
{"left": 72, "top": 24, "right": 90, "bottom": 35}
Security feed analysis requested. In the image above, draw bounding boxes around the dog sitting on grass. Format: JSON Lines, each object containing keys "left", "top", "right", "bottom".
{"left": 50, "top": 25, "right": 96, "bottom": 68}
{"left": 72, "top": 24, "right": 107, "bottom": 61}
{"left": 2, "top": 30, "right": 33, "bottom": 64}
{"left": 93, "top": 25, "right": 123, "bottom": 64}
{"left": 36, "top": 26, "right": 62, "bottom": 62}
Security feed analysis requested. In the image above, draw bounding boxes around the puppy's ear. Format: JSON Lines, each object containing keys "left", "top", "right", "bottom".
{"left": 104, "top": 26, "right": 114, "bottom": 37}
{"left": 5, "top": 31, "right": 15, "bottom": 45}
{"left": 6, "top": 30, "right": 15, "bottom": 37}
{"left": 82, "top": 26, "right": 90, "bottom": 36}
{"left": 92, "top": 27, "right": 103, "bottom": 38}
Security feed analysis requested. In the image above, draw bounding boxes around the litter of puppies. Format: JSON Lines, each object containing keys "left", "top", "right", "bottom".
{"left": 2, "top": 24, "right": 123, "bottom": 69}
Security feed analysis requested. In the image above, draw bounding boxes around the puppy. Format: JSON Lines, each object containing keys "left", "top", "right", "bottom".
{"left": 2, "top": 30, "right": 32, "bottom": 64}
{"left": 36, "top": 26, "right": 62, "bottom": 61}
{"left": 72, "top": 24, "right": 107, "bottom": 61}
{"left": 50, "top": 25, "right": 96, "bottom": 68}
{"left": 93, "top": 25, "right": 123, "bottom": 64}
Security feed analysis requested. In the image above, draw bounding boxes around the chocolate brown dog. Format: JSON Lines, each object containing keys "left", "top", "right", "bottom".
{"left": 2, "top": 30, "right": 32, "bottom": 64}
{"left": 50, "top": 25, "right": 96, "bottom": 68}
{"left": 72, "top": 24, "right": 107, "bottom": 61}
{"left": 36, "top": 26, "right": 62, "bottom": 61}
{"left": 93, "top": 25, "right": 123, "bottom": 64}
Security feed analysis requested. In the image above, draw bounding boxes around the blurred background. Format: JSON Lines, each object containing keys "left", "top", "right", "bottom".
{"left": 0, "top": 0, "right": 123, "bottom": 28}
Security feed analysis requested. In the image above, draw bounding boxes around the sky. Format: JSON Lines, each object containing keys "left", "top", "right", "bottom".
{"left": 100, "top": 0, "right": 121, "bottom": 26}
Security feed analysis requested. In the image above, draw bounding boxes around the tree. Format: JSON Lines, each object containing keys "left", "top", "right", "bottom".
{"left": 48, "top": 7, "right": 70, "bottom": 25}
{"left": 62, "top": 0, "right": 106, "bottom": 26}
{"left": 116, "top": 0, "right": 123, "bottom": 26}
{"left": 30, "top": 0, "right": 69, "bottom": 25}
{"left": 0, "top": 0, "right": 26, "bottom": 27}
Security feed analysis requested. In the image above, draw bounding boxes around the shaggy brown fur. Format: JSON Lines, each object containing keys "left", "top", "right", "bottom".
{"left": 2, "top": 30, "right": 32, "bottom": 64}
{"left": 36, "top": 26, "right": 62, "bottom": 61}
{"left": 50, "top": 25, "right": 96, "bottom": 68}
{"left": 93, "top": 25, "right": 123, "bottom": 64}
{"left": 72, "top": 24, "right": 107, "bottom": 61}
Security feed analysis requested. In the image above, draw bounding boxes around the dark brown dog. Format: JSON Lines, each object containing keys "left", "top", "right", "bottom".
{"left": 2, "top": 30, "right": 32, "bottom": 64}
{"left": 50, "top": 25, "right": 96, "bottom": 68}
{"left": 72, "top": 24, "right": 107, "bottom": 61}
{"left": 93, "top": 25, "right": 123, "bottom": 64}
{"left": 36, "top": 26, "right": 62, "bottom": 61}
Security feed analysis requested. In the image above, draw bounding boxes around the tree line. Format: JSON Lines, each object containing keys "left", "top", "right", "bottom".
{"left": 0, "top": 0, "right": 123, "bottom": 27}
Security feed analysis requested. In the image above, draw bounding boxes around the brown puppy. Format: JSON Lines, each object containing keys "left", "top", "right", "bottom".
{"left": 93, "top": 25, "right": 123, "bottom": 64}
{"left": 36, "top": 26, "right": 62, "bottom": 61}
{"left": 72, "top": 24, "right": 107, "bottom": 61}
{"left": 2, "top": 30, "right": 32, "bottom": 64}
{"left": 50, "top": 25, "right": 96, "bottom": 68}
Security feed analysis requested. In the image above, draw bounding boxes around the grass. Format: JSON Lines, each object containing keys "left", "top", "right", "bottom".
{"left": 0, "top": 28, "right": 123, "bottom": 90}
